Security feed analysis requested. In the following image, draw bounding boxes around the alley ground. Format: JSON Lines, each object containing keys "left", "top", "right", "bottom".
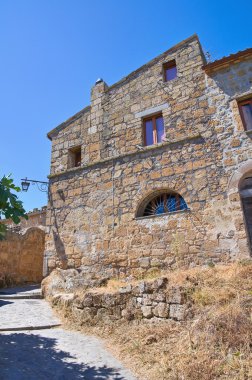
{"left": 0, "top": 285, "right": 136, "bottom": 380}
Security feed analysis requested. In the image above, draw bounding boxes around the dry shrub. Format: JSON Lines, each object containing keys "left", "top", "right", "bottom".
{"left": 171, "top": 353, "right": 223, "bottom": 380}
{"left": 192, "top": 286, "right": 236, "bottom": 306}
{"left": 208, "top": 303, "right": 252, "bottom": 351}
{"left": 91, "top": 278, "right": 127, "bottom": 293}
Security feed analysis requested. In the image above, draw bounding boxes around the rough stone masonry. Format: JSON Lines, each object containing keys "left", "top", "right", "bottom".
{"left": 0, "top": 207, "right": 46, "bottom": 286}
{"left": 42, "top": 269, "right": 191, "bottom": 323}
{"left": 44, "top": 34, "right": 252, "bottom": 278}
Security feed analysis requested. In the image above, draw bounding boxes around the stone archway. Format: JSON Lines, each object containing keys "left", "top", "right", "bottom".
{"left": 227, "top": 161, "right": 252, "bottom": 255}
{"left": 239, "top": 177, "right": 252, "bottom": 253}
{"left": 228, "top": 159, "right": 252, "bottom": 193}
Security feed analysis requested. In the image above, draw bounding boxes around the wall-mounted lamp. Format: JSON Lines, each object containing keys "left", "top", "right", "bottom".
{"left": 21, "top": 178, "right": 49, "bottom": 193}
{"left": 21, "top": 178, "right": 30, "bottom": 192}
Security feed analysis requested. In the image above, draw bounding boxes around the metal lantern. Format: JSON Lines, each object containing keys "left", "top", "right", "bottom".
{"left": 21, "top": 178, "right": 30, "bottom": 192}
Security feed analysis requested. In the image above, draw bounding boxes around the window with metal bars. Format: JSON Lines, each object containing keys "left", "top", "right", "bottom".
{"left": 139, "top": 192, "right": 188, "bottom": 217}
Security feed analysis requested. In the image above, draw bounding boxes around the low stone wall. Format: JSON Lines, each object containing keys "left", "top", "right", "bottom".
{"left": 0, "top": 228, "right": 45, "bottom": 287}
{"left": 47, "top": 273, "right": 192, "bottom": 324}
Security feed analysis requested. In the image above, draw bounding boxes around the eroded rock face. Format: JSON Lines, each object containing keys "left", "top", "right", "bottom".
{"left": 41, "top": 268, "right": 108, "bottom": 297}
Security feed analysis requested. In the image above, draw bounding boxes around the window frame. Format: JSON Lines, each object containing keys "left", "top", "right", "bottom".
{"left": 68, "top": 145, "right": 82, "bottom": 169}
{"left": 143, "top": 113, "right": 164, "bottom": 146}
{"left": 136, "top": 190, "right": 189, "bottom": 219}
{"left": 238, "top": 98, "right": 252, "bottom": 131}
{"left": 163, "top": 60, "right": 177, "bottom": 82}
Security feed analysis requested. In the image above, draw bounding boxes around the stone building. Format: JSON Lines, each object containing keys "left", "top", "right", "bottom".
{"left": 45, "top": 34, "right": 252, "bottom": 278}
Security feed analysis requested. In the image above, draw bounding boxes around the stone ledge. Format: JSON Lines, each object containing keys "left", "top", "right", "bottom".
{"left": 135, "top": 208, "right": 191, "bottom": 221}
{"left": 49, "top": 277, "right": 193, "bottom": 324}
{"left": 48, "top": 134, "right": 203, "bottom": 180}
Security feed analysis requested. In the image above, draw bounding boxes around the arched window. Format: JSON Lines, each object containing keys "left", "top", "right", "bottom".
{"left": 137, "top": 191, "right": 188, "bottom": 218}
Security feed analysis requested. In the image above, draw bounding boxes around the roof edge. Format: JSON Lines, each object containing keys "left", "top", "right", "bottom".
{"left": 107, "top": 34, "right": 202, "bottom": 92}
{"left": 203, "top": 48, "right": 252, "bottom": 73}
{"left": 47, "top": 34, "right": 202, "bottom": 140}
{"left": 47, "top": 105, "right": 91, "bottom": 140}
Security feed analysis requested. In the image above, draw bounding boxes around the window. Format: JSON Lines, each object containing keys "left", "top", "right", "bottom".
{"left": 68, "top": 146, "right": 81, "bottom": 168}
{"left": 238, "top": 98, "right": 252, "bottom": 131}
{"left": 137, "top": 191, "right": 188, "bottom": 218}
{"left": 163, "top": 60, "right": 177, "bottom": 82}
{"left": 143, "top": 114, "right": 165, "bottom": 146}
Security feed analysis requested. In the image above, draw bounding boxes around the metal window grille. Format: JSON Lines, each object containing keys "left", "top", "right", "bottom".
{"left": 143, "top": 193, "right": 188, "bottom": 217}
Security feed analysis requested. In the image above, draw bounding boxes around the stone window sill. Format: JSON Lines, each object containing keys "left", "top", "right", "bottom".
{"left": 245, "top": 130, "right": 252, "bottom": 136}
{"left": 135, "top": 208, "right": 191, "bottom": 221}
{"left": 137, "top": 133, "right": 201, "bottom": 153}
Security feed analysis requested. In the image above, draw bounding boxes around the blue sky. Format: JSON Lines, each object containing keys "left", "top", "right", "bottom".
{"left": 1, "top": 0, "right": 251, "bottom": 212}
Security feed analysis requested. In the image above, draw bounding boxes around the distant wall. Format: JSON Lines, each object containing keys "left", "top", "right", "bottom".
{"left": 1, "top": 206, "right": 47, "bottom": 231}
{"left": 0, "top": 207, "right": 46, "bottom": 287}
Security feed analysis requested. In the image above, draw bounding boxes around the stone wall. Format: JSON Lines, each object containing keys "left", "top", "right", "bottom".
{"left": 202, "top": 55, "right": 252, "bottom": 258}
{"left": 45, "top": 34, "right": 252, "bottom": 278}
{"left": 46, "top": 275, "right": 191, "bottom": 324}
{"left": 0, "top": 207, "right": 46, "bottom": 287}
{"left": 1, "top": 206, "right": 47, "bottom": 231}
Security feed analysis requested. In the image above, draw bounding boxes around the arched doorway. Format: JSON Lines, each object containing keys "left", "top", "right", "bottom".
{"left": 239, "top": 177, "right": 252, "bottom": 252}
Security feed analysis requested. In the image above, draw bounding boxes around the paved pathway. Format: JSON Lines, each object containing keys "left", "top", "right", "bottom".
{"left": 0, "top": 285, "right": 136, "bottom": 380}
{"left": 0, "top": 284, "right": 42, "bottom": 299}
{"left": 0, "top": 298, "right": 61, "bottom": 330}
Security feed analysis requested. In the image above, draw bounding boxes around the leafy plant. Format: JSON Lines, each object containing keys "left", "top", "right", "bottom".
{"left": 0, "top": 174, "right": 28, "bottom": 239}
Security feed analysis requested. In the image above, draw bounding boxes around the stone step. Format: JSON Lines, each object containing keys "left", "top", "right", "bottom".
{"left": 0, "top": 323, "right": 61, "bottom": 332}
{"left": 0, "top": 293, "right": 42, "bottom": 300}
{"left": 0, "top": 284, "right": 42, "bottom": 300}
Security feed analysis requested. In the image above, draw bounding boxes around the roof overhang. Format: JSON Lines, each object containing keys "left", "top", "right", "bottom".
{"left": 203, "top": 48, "right": 252, "bottom": 74}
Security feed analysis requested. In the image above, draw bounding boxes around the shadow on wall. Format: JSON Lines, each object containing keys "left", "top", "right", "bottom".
{"left": 0, "top": 333, "right": 126, "bottom": 380}
{"left": 53, "top": 230, "right": 68, "bottom": 269}
{"left": 208, "top": 62, "right": 251, "bottom": 98}
{"left": 48, "top": 187, "right": 68, "bottom": 270}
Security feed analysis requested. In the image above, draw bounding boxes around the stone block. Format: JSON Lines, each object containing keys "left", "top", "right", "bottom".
{"left": 121, "top": 308, "right": 134, "bottom": 321}
{"left": 82, "top": 294, "right": 93, "bottom": 307}
{"left": 119, "top": 285, "right": 132, "bottom": 294}
{"left": 142, "top": 294, "right": 152, "bottom": 306}
{"left": 141, "top": 305, "right": 153, "bottom": 319}
{"left": 169, "top": 304, "right": 187, "bottom": 321}
{"left": 153, "top": 302, "right": 169, "bottom": 318}
{"left": 139, "top": 257, "right": 150, "bottom": 268}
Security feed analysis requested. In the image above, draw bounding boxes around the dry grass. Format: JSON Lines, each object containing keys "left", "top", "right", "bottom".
{"left": 55, "top": 261, "right": 252, "bottom": 380}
